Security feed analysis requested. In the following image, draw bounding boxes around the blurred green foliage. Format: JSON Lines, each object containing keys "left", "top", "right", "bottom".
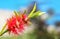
{"left": 0, "top": 29, "right": 60, "bottom": 39}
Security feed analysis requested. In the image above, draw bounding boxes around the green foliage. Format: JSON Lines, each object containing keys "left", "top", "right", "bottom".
{"left": 28, "top": 3, "right": 36, "bottom": 18}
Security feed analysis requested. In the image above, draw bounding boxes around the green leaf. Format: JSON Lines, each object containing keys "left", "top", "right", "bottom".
{"left": 30, "top": 11, "right": 45, "bottom": 18}
{"left": 28, "top": 3, "right": 36, "bottom": 18}
{"left": 24, "top": 10, "right": 26, "bottom": 13}
{"left": 17, "top": 11, "right": 21, "bottom": 14}
{"left": 0, "top": 23, "right": 7, "bottom": 36}
{"left": 14, "top": 11, "right": 19, "bottom": 16}
{"left": 0, "top": 30, "right": 8, "bottom": 36}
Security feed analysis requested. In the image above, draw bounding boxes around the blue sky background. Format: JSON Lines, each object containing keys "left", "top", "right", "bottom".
{"left": 0, "top": 0, "right": 60, "bottom": 25}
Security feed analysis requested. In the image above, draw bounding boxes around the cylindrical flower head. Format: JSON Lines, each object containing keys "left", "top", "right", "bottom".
{"left": 7, "top": 14, "right": 29, "bottom": 35}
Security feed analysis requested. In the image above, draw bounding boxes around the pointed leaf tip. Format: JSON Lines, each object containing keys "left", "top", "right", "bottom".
{"left": 28, "top": 3, "right": 36, "bottom": 18}
{"left": 14, "top": 11, "right": 19, "bottom": 16}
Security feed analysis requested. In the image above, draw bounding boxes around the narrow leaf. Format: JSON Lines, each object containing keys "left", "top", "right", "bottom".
{"left": 0, "top": 30, "right": 8, "bottom": 36}
{"left": 14, "top": 11, "right": 19, "bottom": 16}
{"left": 0, "top": 23, "right": 7, "bottom": 35}
{"left": 24, "top": 10, "right": 26, "bottom": 13}
{"left": 30, "top": 11, "right": 45, "bottom": 18}
{"left": 28, "top": 3, "right": 36, "bottom": 18}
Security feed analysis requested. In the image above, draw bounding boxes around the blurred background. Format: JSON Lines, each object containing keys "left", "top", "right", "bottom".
{"left": 0, "top": 0, "right": 60, "bottom": 39}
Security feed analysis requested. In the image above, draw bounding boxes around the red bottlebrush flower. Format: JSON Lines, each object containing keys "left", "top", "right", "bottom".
{"left": 7, "top": 14, "right": 29, "bottom": 35}
{"left": 0, "top": 3, "right": 44, "bottom": 36}
{"left": 22, "top": 14, "right": 29, "bottom": 24}
{"left": 22, "top": 14, "right": 27, "bottom": 20}
{"left": 7, "top": 16, "right": 18, "bottom": 34}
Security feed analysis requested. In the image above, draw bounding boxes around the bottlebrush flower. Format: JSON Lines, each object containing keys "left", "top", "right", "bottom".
{"left": 7, "top": 16, "right": 18, "bottom": 34}
{"left": 0, "top": 3, "right": 45, "bottom": 36}
{"left": 7, "top": 13, "right": 29, "bottom": 34}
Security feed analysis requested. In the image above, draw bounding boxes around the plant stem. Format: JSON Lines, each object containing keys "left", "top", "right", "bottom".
{"left": 0, "top": 23, "right": 7, "bottom": 36}
{"left": 0, "top": 30, "right": 8, "bottom": 36}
